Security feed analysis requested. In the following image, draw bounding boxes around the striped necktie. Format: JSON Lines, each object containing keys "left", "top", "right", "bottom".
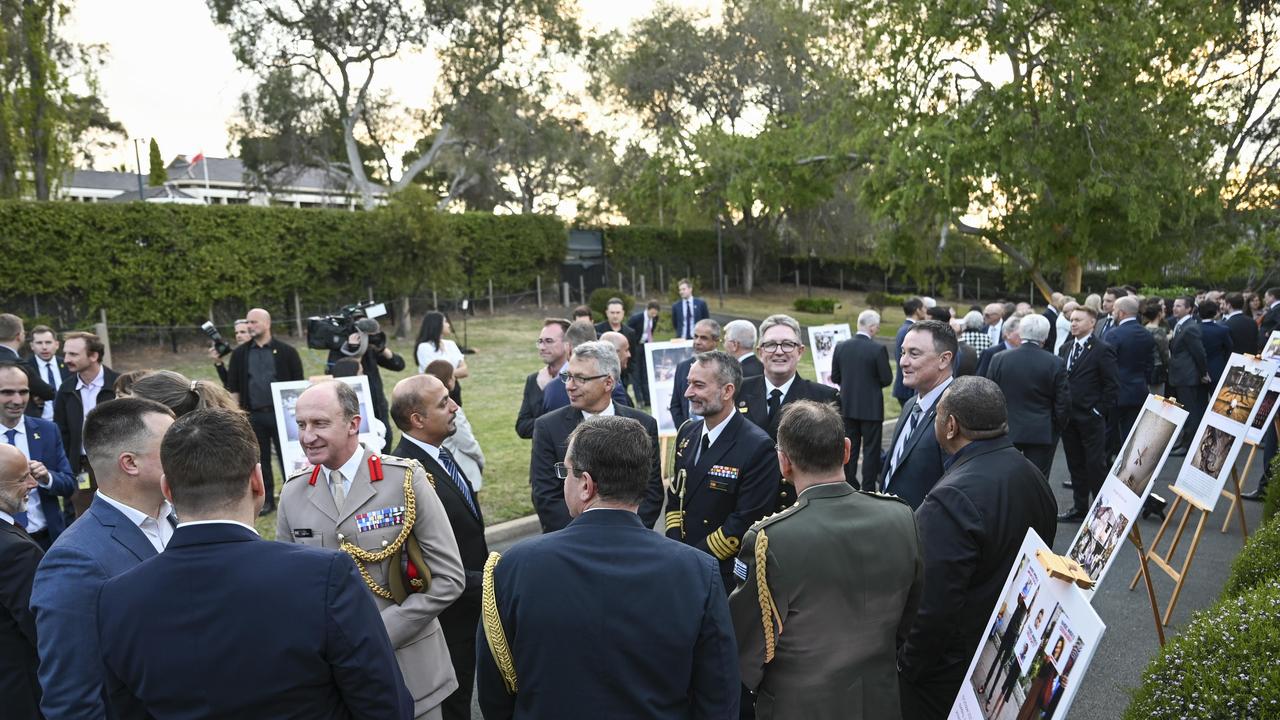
{"left": 438, "top": 447, "right": 478, "bottom": 517}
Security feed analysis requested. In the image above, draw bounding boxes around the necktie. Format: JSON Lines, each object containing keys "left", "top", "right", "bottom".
{"left": 644, "top": 316, "right": 652, "bottom": 343}
{"left": 695, "top": 433, "right": 710, "bottom": 465}
{"left": 767, "top": 388, "right": 783, "bottom": 417}
{"left": 7, "top": 430, "right": 27, "bottom": 528}
{"left": 437, "top": 447, "right": 479, "bottom": 517}
{"left": 685, "top": 300, "right": 693, "bottom": 338}
{"left": 44, "top": 361, "right": 56, "bottom": 389}
{"left": 1068, "top": 341, "right": 1084, "bottom": 371}
{"left": 4, "top": 429, "right": 14, "bottom": 445}
{"left": 888, "top": 404, "right": 923, "bottom": 482}
{"left": 330, "top": 470, "right": 346, "bottom": 511}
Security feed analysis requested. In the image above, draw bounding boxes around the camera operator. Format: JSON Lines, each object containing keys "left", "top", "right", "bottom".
{"left": 325, "top": 317, "right": 404, "bottom": 453}
{"left": 225, "top": 308, "right": 304, "bottom": 516}
{"left": 207, "top": 319, "right": 251, "bottom": 389}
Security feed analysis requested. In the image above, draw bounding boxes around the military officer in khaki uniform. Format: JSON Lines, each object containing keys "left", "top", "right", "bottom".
{"left": 730, "top": 400, "right": 922, "bottom": 720}
{"left": 277, "top": 380, "right": 464, "bottom": 720}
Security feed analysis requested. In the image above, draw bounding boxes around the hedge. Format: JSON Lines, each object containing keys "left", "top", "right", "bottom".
{"left": 792, "top": 297, "right": 840, "bottom": 314}
{"left": 1221, "top": 513, "right": 1280, "bottom": 599}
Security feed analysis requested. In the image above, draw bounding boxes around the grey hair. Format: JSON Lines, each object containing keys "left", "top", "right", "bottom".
{"left": 572, "top": 340, "right": 622, "bottom": 382}
{"left": 1002, "top": 314, "right": 1024, "bottom": 339}
{"left": 723, "top": 319, "right": 757, "bottom": 350}
{"left": 694, "top": 350, "right": 743, "bottom": 391}
{"left": 759, "top": 314, "right": 802, "bottom": 343}
{"left": 963, "top": 310, "right": 985, "bottom": 331}
{"left": 694, "top": 318, "right": 722, "bottom": 339}
{"left": 1019, "top": 314, "right": 1050, "bottom": 344}
{"left": 857, "top": 310, "right": 881, "bottom": 330}
{"left": 312, "top": 379, "right": 361, "bottom": 421}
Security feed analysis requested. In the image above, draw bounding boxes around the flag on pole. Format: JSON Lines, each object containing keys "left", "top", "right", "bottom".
{"left": 191, "top": 152, "right": 211, "bottom": 203}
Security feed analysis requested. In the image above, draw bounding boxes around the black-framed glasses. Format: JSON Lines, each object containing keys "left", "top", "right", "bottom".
{"left": 559, "top": 372, "right": 609, "bottom": 385}
{"left": 554, "top": 462, "right": 589, "bottom": 480}
{"left": 535, "top": 338, "right": 561, "bottom": 346}
{"left": 760, "top": 341, "right": 802, "bottom": 354}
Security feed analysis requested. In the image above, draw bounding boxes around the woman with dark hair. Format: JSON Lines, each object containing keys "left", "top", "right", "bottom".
{"left": 129, "top": 370, "right": 240, "bottom": 417}
{"left": 416, "top": 311, "right": 468, "bottom": 404}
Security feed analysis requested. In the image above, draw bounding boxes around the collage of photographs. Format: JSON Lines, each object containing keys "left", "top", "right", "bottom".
{"left": 807, "top": 323, "right": 850, "bottom": 389}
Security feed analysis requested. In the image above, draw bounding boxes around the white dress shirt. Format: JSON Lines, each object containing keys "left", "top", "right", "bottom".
{"left": 176, "top": 519, "right": 259, "bottom": 535}
{"left": 76, "top": 368, "right": 105, "bottom": 454}
{"left": 96, "top": 491, "right": 176, "bottom": 553}
{"left": 582, "top": 402, "right": 616, "bottom": 419}
{"left": 35, "top": 357, "right": 60, "bottom": 420}
{"left": 2, "top": 419, "right": 53, "bottom": 533}
{"left": 764, "top": 374, "right": 797, "bottom": 413}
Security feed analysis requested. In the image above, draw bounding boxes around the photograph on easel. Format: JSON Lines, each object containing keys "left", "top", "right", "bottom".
{"left": 1110, "top": 400, "right": 1184, "bottom": 497}
{"left": 950, "top": 530, "right": 1105, "bottom": 720}
{"left": 1067, "top": 489, "right": 1130, "bottom": 586}
{"left": 1261, "top": 331, "right": 1280, "bottom": 363}
{"left": 1190, "top": 424, "right": 1234, "bottom": 480}
{"left": 1245, "top": 379, "right": 1280, "bottom": 445}
{"left": 644, "top": 341, "right": 696, "bottom": 436}
{"left": 807, "top": 323, "right": 850, "bottom": 389}
{"left": 1210, "top": 357, "right": 1270, "bottom": 424}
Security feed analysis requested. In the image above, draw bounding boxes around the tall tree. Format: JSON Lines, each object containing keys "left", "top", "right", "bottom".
{"left": 147, "top": 137, "right": 165, "bottom": 185}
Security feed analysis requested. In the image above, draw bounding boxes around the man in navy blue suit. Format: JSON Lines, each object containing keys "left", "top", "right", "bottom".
{"left": 0, "top": 363, "right": 75, "bottom": 549}
{"left": 1198, "top": 300, "right": 1233, "bottom": 384}
{"left": 478, "top": 415, "right": 740, "bottom": 719}
{"left": 892, "top": 298, "right": 927, "bottom": 408}
{"left": 672, "top": 278, "right": 711, "bottom": 340}
{"left": 881, "top": 321, "right": 956, "bottom": 509}
{"left": 1102, "top": 296, "right": 1154, "bottom": 459}
{"left": 23, "top": 325, "right": 69, "bottom": 420}
{"left": 31, "top": 397, "right": 176, "bottom": 720}
{"left": 669, "top": 318, "right": 721, "bottom": 429}
{"left": 97, "top": 408, "right": 412, "bottom": 720}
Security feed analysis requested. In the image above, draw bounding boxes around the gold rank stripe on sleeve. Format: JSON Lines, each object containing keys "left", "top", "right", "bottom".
{"left": 481, "top": 552, "right": 517, "bottom": 695}
{"left": 664, "top": 510, "right": 683, "bottom": 532}
{"left": 706, "top": 527, "right": 740, "bottom": 560}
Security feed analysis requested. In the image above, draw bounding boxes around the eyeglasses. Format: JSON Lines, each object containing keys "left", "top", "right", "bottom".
{"left": 760, "top": 341, "right": 802, "bottom": 354}
{"left": 535, "top": 338, "right": 562, "bottom": 346}
{"left": 559, "top": 372, "right": 609, "bottom": 385}
{"left": 554, "top": 462, "right": 590, "bottom": 480}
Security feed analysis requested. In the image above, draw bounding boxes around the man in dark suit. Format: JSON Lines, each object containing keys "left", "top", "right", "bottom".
{"left": 31, "top": 398, "right": 176, "bottom": 720}
{"left": 24, "top": 325, "right": 69, "bottom": 421}
{"left": 224, "top": 307, "right": 304, "bottom": 515}
{"left": 516, "top": 319, "right": 570, "bottom": 439}
{"left": 541, "top": 321, "right": 632, "bottom": 411}
{"left": 390, "top": 374, "right": 486, "bottom": 720}
{"left": 1199, "top": 300, "right": 1233, "bottom": 383}
{"left": 0, "top": 315, "right": 56, "bottom": 423}
{"left": 892, "top": 298, "right": 927, "bottom": 408}
{"left": 1259, "top": 287, "right": 1280, "bottom": 353}
{"left": 831, "top": 310, "right": 893, "bottom": 489}
{"left": 1169, "top": 296, "right": 1209, "bottom": 454}
{"left": 986, "top": 315, "right": 1070, "bottom": 478}
{"left": 97, "top": 408, "right": 413, "bottom": 720}
{"left": 977, "top": 315, "right": 1022, "bottom": 378}
{"left": 0, "top": 443, "right": 44, "bottom": 718}
{"left": 898, "top": 377, "right": 1057, "bottom": 720}
{"left": 627, "top": 301, "right": 661, "bottom": 405}
{"left": 595, "top": 297, "right": 640, "bottom": 393}
{"left": 479, "top": 415, "right": 740, "bottom": 719}
{"left": 669, "top": 318, "right": 721, "bottom": 428}
{"left": 53, "top": 331, "right": 119, "bottom": 519}
{"left": 1057, "top": 306, "right": 1119, "bottom": 521}
{"left": 1042, "top": 302, "right": 1059, "bottom": 354}
{"left": 723, "top": 319, "right": 763, "bottom": 380}
{"left": 1222, "top": 293, "right": 1258, "bottom": 355}
{"left": 666, "top": 351, "right": 777, "bottom": 592}
{"left": 0, "top": 363, "right": 75, "bottom": 549}
{"left": 531, "top": 341, "right": 663, "bottom": 533}
{"left": 672, "top": 278, "right": 711, "bottom": 340}
{"left": 1102, "top": 296, "right": 1156, "bottom": 459}
{"left": 881, "top": 320, "right": 956, "bottom": 509}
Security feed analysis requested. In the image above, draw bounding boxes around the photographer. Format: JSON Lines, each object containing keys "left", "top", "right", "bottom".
{"left": 206, "top": 319, "right": 251, "bottom": 389}
{"left": 324, "top": 316, "right": 404, "bottom": 452}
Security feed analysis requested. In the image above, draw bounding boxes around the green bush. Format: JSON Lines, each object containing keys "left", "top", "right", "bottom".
{"left": 1123, "top": 579, "right": 1280, "bottom": 719}
{"left": 1264, "top": 454, "right": 1280, "bottom": 524}
{"left": 793, "top": 297, "right": 840, "bottom": 314}
{"left": 1138, "top": 286, "right": 1199, "bottom": 301}
{"left": 588, "top": 288, "right": 635, "bottom": 318}
{"left": 1222, "top": 514, "right": 1280, "bottom": 599}
{"left": 864, "top": 291, "right": 906, "bottom": 309}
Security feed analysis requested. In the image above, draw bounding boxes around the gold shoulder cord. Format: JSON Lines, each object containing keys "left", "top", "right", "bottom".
{"left": 340, "top": 465, "right": 424, "bottom": 602}
{"left": 482, "top": 551, "right": 518, "bottom": 694}
{"left": 755, "top": 529, "right": 783, "bottom": 663}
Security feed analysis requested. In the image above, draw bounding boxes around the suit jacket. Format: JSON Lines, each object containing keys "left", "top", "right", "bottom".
{"left": 1223, "top": 313, "right": 1257, "bottom": 356}
{"left": 1200, "top": 320, "right": 1233, "bottom": 383}
{"left": 880, "top": 388, "right": 949, "bottom": 510}
{"left": 0, "top": 521, "right": 43, "bottom": 718}
{"left": 730, "top": 483, "right": 922, "bottom": 720}
{"left": 898, "top": 438, "right": 1057, "bottom": 715}
{"left": 542, "top": 376, "right": 632, "bottom": 412}
{"left": 987, "top": 344, "right": 1070, "bottom": 445}
{"left": 672, "top": 297, "right": 711, "bottom": 339}
{"left": 23, "top": 354, "right": 70, "bottom": 418}
{"left": 831, "top": 334, "right": 892, "bottom": 421}
{"left": 276, "top": 449, "right": 465, "bottom": 716}
{"left": 1042, "top": 307, "right": 1058, "bottom": 355}
{"left": 892, "top": 321, "right": 914, "bottom": 402}
{"left": 669, "top": 356, "right": 696, "bottom": 428}
{"left": 953, "top": 342, "right": 979, "bottom": 378}
{"left": 1103, "top": 319, "right": 1156, "bottom": 406}
{"left": 975, "top": 341, "right": 1008, "bottom": 379}
{"left": 626, "top": 310, "right": 657, "bottom": 345}
{"left": 737, "top": 374, "right": 840, "bottom": 441}
{"left": 665, "top": 412, "right": 778, "bottom": 587}
{"left": 53, "top": 366, "right": 120, "bottom": 475}
{"left": 31, "top": 494, "right": 162, "bottom": 719}
{"left": 17, "top": 416, "right": 76, "bottom": 541}
{"left": 1260, "top": 303, "right": 1280, "bottom": 353}
{"left": 739, "top": 353, "right": 765, "bottom": 380}
{"left": 1168, "top": 317, "right": 1207, "bottom": 388}
{"left": 1057, "top": 337, "right": 1119, "bottom": 422}
{"left": 0, "top": 346, "right": 55, "bottom": 412}
{"left": 477, "top": 509, "right": 740, "bottom": 720}
{"left": 516, "top": 372, "right": 547, "bottom": 440}
{"left": 529, "top": 404, "right": 663, "bottom": 533}
{"left": 98, "top": 523, "right": 413, "bottom": 720}
{"left": 225, "top": 337, "right": 305, "bottom": 411}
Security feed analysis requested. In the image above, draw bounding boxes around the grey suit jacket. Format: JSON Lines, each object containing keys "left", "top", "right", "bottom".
{"left": 1168, "top": 318, "right": 1207, "bottom": 387}
{"left": 276, "top": 448, "right": 465, "bottom": 718}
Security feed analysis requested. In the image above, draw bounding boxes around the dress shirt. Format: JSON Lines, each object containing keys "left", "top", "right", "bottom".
{"left": 643, "top": 314, "right": 654, "bottom": 343}
{"left": 1118, "top": 317, "right": 1138, "bottom": 326}
{"left": 581, "top": 402, "right": 616, "bottom": 419}
{"left": 3, "top": 419, "right": 52, "bottom": 533}
{"left": 887, "top": 376, "right": 953, "bottom": 477}
{"left": 95, "top": 491, "right": 175, "bottom": 553}
{"left": 737, "top": 352, "right": 754, "bottom": 366}
{"left": 176, "top": 519, "right": 260, "bottom": 535}
{"left": 76, "top": 367, "right": 105, "bottom": 453}
{"left": 322, "top": 449, "right": 366, "bottom": 500}
{"left": 987, "top": 322, "right": 1002, "bottom": 346}
{"left": 764, "top": 374, "right": 797, "bottom": 410}
{"left": 0, "top": 509, "right": 12, "bottom": 525}
{"left": 37, "top": 357, "right": 60, "bottom": 420}
{"left": 696, "top": 413, "right": 733, "bottom": 464}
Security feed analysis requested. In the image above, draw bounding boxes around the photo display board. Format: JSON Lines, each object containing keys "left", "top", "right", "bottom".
{"left": 807, "top": 323, "right": 851, "bottom": 389}
{"left": 645, "top": 340, "right": 696, "bottom": 436}
{"left": 1247, "top": 331, "right": 1280, "bottom": 445}
{"left": 271, "top": 376, "right": 379, "bottom": 476}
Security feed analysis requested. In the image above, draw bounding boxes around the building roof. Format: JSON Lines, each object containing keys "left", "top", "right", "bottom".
{"left": 64, "top": 169, "right": 144, "bottom": 192}
{"left": 167, "top": 156, "right": 384, "bottom": 196}
{"left": 106, "top": 184, "right": 203, "bottom": 203}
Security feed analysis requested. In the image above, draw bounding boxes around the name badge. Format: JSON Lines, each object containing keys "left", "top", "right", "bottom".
{"left": 293, "top": 529, "right": 314, "bottom": 538}
{"left": 356, "top": 506, "right": 405, "bottom": 533}
{"left": 76, "top": 471, "right": 92, "bottom": 490}
{"left": 708, "top": 479, "right": 731, "bottom": 492}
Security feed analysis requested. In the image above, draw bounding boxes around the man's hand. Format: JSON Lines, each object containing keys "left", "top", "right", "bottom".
{"left": 29, "top": 460, "right": 49, "bottom": 484}
{"left": 208, "top": 346, "right": 222, "bottom": 363}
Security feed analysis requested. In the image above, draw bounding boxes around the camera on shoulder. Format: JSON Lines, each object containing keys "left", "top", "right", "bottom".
{"left": 307, "top": 301, "right": 389, "bottom": 354}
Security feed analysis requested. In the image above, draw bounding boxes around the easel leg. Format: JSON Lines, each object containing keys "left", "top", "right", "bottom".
{"left": 1131, "top": 492, "right": 1182, "bottom": 591}
{"left": 1221, "top": 448, "right": 1255, "bottom": 536}
{"left": 1162, "top": 509, "right": 1210, "bottom": 626}
{"left": 1129, "top": 526, "right": 1165, "bottom": 646}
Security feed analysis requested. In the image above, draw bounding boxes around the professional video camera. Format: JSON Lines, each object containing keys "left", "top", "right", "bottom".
{"left": 307, "top": 301, "right": 390, "bottom": 354}
{"left": 200, "top": 321, "right": 233, "bottom": 357}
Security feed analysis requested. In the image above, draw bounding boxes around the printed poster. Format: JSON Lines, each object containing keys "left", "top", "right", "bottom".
{"left": 645, "top": 340, "right": 696, "bottom": 436}
{"left": 808, "top": 323, "right": 851, "bottom": 389}
{"left": 272, "top": 376, "right": 379, "bottom": 476}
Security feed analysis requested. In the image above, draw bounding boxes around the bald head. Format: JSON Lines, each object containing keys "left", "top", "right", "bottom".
{"left": 600, "top": 331, "right": 631, "bottom": 371}
{"left": 983, "top": 303, "right": 1004, "bottom": 327}
{"left": 1113, "top": 296, "right": 1140, "bottom": 320}
{"left": 935, "top": 376, "right": 1009, "bottom": 454}
{"left": 245, "top": 308, "right": 273, "bottom": 344}
{"left": 390, "top": 373, "right": 457, "bottom": 445}
{"left": 0, "top": 444, "right": 32, "bottom": 515}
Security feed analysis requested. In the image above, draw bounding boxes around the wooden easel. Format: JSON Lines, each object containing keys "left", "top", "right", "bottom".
{"left": 1127, "top": 525, "right": 1167, "bottom": 646}
{"left": 1127, "top": 485, "right": 1212, "bottom": 626}
{"left": 1219, "top": 446, "right": 1253, "bottom": 537}
{"left": 1036, "top": 549, "right": 1095, "bottom": 590}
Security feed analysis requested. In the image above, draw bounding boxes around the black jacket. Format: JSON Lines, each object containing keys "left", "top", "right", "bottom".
{"left": 1224, "top": 313, "right": 1259, "bottom": 356}
{"left": 1057, "top": 336, "right": 1119, "bottom": 422}
{"left": 975, "top": 341, "right": 1008, "bottom": 378}
{"left": 1104, "top": 319, "right": 1156, "bottom": 407}
{"left": 898, "top": 438, "right": 1057, "bottom": 717}
{"left": 54, "top": 366, "right": 120, "bottom": 474}
{"left": 22, "top": 354, "right": 70, "bottom": 418}
{"left": 225, "top": 338, "right": 305, "bottom": 412}
{"left": 668, "top": 356, "right": 696, "bottom": 429}
{"left": 515, "top": 372, "right": 547, "bottom": 440}
{"left": 1168, "top": 317, "right": 1207, "bottom": 388}
{"left": 830, "top": 334, "right": 892, "bottom": 421}
{"left": 987, "top": 343, "right": 1070, "bottom": 445}
{"left": 0, "top": 521, "right": 43, "bottom": 718}
{"left": 736, "top": 373, "right": 840, "bottom": 441}
{"left": 880, "top": 386, "right": 950, "bottom": 510}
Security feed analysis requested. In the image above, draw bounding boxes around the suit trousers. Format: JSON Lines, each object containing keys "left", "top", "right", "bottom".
{"left": 249, "top": 409, "right": 283, "bottom": 502}
{"left": 1173, "top": 384, "right": 1209, "bottom": 447}
{"left": 1014, "top": 442, "right": 1056, "bottom": 481}
{"left": 631, "top": 352, "right": 650, "bottom": 405}
{"left": 438, "top": 601, "right": 480, "bottom": 720}
{"left": 1107, "top": 405, "right": 1142, "bottom": 457}
{"left": 843, "top": 418, "right": 884, "bottom": 491}
{"left": 1063, "top": 416, "right": 1106, "bottom": 512}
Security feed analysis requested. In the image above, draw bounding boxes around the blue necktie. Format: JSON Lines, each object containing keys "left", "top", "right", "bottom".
{"left": 5, "top": 430, "right": 26, "bottom": 528}
{"left": 437, "top": 448, "right": 478, "bottom": 517}
{"left": 44, "top": 361, "right": 56, "bottom": 389}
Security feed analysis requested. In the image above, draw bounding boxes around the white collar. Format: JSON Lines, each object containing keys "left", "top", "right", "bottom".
{"left": 176, "top": 519, "right": 259, "bottom": 535}
{"left": 97, "top": 490, "right": 173, "bottom": 528}
{"left": 1224, "top": 310, "right": 1241, "bottom": 319}
{"left": 736, "top": 352, "right": 754, "bottom": 364}
{"left": 400, "top": 433, "right": 441, "bottom": 464}
{"left": 0, "top": 509, "right": 12, "bottom": 525}
{"left": 1176, "top": 315, "right": 1193, "bottom": 327}
{"left": 582, "top": 402, "right": 616, "bottom": 419}
{"left": 765, "top": 374, "right": 797, "bottom": 400}
{"left": 701, "top": 413, "right": 733, "bottom": 449}
{"left": 1271, "top": 300, "right": 1280, "bottom": 309}
{"left": 915, "top": 375, "right": 954, "bottom": 414}
{"left": 2, "top": 418, "right": 26, "bottom": 437}
{"left": 1119, "top": 317, "right": 1137, "bottom": 325}
{"left": 76, "top": 367, "right": 103, "bottom": 391}
{"left": 324, "top": 447, "right": 366, "bottom": 484}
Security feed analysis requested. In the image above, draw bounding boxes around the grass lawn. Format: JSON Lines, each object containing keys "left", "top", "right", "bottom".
{"left": 112, "top": 287, "right": 913, "bottom": 536}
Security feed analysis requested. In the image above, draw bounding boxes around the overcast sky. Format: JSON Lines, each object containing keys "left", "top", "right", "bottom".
{"left": 66, "top": 0, "right": 712, "bottom": 172}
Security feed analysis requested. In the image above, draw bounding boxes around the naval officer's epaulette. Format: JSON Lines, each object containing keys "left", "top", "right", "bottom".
{"left": 858, "top": 489, "right": 911, "bottom": 507}
{"left": 750, "top": 499, "right": 805, "bottom": 532}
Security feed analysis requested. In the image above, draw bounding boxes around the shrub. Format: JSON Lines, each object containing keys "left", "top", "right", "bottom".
{"left": 793, "top": 297, "right": 840, "bottom": 314}
{"left": 1138, "top": 286, "right": 1199, "bottom": 301}
{"left": 588, "top": 288, "right": 634, "bottom": 318}
{"left": 865, "top": 291, "right": 906, "bottom": 310}
{"left": 1222, "top": 514, "right": 1280, "bottom": 599}
{"left": 1264, "top": 453, "right": 1280, "bottom": 524}
{"left": 1123, "top": 579, "right": 1280, "bottom": 719}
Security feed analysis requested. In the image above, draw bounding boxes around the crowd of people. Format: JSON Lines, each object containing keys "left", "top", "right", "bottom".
{"left": 1, "top": 277, "right": 1277, "bottom": 720}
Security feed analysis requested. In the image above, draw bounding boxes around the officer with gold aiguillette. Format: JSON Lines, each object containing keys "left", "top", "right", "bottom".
{"left": 276, "top": 380, "right": 464, "bottom": 720}
{"left": 665, "top": 351, "right": 777, "bottom": 592}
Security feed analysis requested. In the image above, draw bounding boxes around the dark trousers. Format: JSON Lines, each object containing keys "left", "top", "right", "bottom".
{"left": 1173, "top": 384, "right": 1209, "bottom": 447}
{"left": 1063, "top": 416, "right": 1107, "bottom": 512}
{"left": 1106, "top": 404, "right": 1143, "bottom": 457}
{"left": 249, "top": 409, "right": 283, "bottom": 504}
{"left": 1014, "top": 442, "right": 1056, "bottom": 480}
{"left": 438, "top": 602, "right": 480, "bottom": 720}
{"left": 844, "top": 418, "right": 884, "bottom": 491}
{"left": 632, "top": 351, "right": 651, "bottom": 406}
